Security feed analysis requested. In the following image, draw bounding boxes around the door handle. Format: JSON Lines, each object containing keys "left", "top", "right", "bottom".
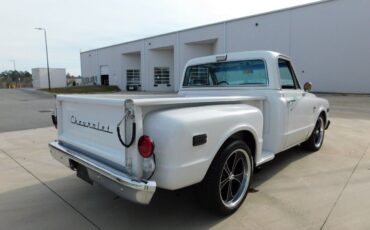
{"left": 287, "top": 99, "right": 297, "bottom": 111}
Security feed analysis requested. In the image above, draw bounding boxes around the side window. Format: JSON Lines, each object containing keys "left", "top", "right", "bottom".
{"left": 278, "top": 59, "right": 300, "bottom": 89}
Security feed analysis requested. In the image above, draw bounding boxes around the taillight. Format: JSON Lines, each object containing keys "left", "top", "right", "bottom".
{"left": 51, "top": 115, "right": 57, "bottom": 129}
{"left": 138, "top": 135, "right": 154, "bottom": 158}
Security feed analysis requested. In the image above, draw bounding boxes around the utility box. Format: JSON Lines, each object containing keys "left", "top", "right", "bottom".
{"left": 32, "top": 68, "right": 66, "bottom": 89}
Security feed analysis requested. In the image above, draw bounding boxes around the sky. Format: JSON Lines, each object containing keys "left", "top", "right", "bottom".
{"left": 0, "top": 0, "right": 320, "bottom": 75}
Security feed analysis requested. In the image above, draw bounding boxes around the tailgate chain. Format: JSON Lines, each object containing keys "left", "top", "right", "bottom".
{"left": 116, "top": 108, "right": 136, "bottom": 148}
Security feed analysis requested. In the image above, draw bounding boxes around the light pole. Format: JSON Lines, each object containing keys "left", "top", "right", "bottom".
{"left": 9, "top": 59, "right": 16, "bottom": 71}
{"left": 9, "top": 60, "right": 16, "bottom": 88}
{"left": 35, "top": 27, "right": 51, "bottom": 91}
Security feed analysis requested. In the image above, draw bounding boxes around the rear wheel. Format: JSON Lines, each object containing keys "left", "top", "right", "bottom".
{"left": 198, "top": 140, "right": 253, "bottom": 215}
{"left": 302, "top": 116, "right": 325, "bottom": 151}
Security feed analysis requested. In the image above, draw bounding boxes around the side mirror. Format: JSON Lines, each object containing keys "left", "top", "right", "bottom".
{"left": 304, "top": 82, "right": 312, "bottom": 92}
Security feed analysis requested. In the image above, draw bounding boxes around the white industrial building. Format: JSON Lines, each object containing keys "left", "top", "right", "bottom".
{"left": 80, "top": 0, "right": 370, "bottom": 94}
{"left": 32, "top": 68, "right": 66, "bottom": 89}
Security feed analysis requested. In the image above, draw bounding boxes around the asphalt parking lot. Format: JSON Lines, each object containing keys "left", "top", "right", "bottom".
{"left": 0, "top": 93, "right": 369, "bottom": 230}
{"left": 0, "top": 89, "right": 54, "bottom": 132}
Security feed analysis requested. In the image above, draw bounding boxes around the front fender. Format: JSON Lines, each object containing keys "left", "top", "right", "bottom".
{"left": 143, "top": 104, "right": 263, "bottom": 190}
{"left": 314, "top": 98, "right": 330, "bottom": 131}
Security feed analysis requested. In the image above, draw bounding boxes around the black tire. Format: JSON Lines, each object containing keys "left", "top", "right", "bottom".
{"left": 301, "top": 115, "right": 325, "bottom": 151}
{"left": 198, "top": 140, "right": 253, "bottom": 215}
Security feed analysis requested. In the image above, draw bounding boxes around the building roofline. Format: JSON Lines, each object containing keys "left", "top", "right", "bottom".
{"left": 80, "top": 0, "right": 336, "bottom": 54}
{"left": 32, "top": 68, "right": 66, "bottom": 70}
{"left": 32, "top": 67, "right": 66, "bottom": 69}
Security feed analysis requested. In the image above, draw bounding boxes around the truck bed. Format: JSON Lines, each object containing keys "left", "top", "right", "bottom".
{"left": 55, "top": 93, "right": 265, "bottom": 176}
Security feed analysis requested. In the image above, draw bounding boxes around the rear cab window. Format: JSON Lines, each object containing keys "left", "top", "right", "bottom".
{"left": 182, "top": 59, "right": 268, "bottom": 87}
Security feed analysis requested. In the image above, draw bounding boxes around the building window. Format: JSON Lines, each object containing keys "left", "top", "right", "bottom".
{"left": 127, "top": 69, "right": 141, "bottom": 86}
{"left": 154, "top": 67, "right": 170, "bottom": 86}
{"left": 81, "top": 76, "right": 97, "bottom": 85}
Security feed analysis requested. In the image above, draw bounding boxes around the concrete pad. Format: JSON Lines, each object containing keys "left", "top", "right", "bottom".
{"left": 323, "top": 145, "right": 370, "bottom": 230}
{"left": 0, "top": 127, "right": 56, "bottom": 151}
{"left": 0, "top": 150, "right": 98, "bottom": 230}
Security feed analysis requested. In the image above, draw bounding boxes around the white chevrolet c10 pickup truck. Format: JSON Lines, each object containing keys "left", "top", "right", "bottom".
{"left": 49, "top": 51, "right": 330, "bottom": 215}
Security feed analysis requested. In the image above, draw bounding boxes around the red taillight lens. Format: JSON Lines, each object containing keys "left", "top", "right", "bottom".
{"left": 138, "top": 135, "right": 154, "bottom": 158}
{"left": 51, "top": 115, "right": 57, "bottom": 129}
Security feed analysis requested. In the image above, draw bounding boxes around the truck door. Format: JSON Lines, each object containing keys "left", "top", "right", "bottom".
{"left": 278, "top": 58, "right": 312, "bottom": 148}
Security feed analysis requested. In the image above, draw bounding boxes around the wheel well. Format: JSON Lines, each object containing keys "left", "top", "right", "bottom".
{"left": 320, "top": 111, "right": 327, "bottom": 124}
{"left": 202, "top": 130, "right": 257, "bottom": 183}
{"left": 221, "top": 130, "right": 256, "bottom": 162}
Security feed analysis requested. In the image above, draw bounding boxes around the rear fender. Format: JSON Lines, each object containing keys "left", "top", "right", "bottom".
{"left": 212, "top": 124, "right": 262, "bottom": 169}
{"left": 144, "top": 104, "right": 263, "bottom": 190}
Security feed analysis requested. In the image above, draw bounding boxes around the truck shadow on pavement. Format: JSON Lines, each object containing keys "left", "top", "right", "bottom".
{"left": 0, "top": 147, "right": 313, "bottom": 230}
{"left": 251, "top": 146, "right": 312, "bottom": 189}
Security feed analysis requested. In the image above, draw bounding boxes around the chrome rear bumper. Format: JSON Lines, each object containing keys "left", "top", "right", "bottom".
{"left": 49, "top": 141, "right": 156, "bottom": 204}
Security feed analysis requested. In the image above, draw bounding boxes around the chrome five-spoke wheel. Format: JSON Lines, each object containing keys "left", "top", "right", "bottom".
{"left": 219, "top": 149, "right": 251, "bottom": 209}
{"left": 302, "top": 115, "right": 325, "bottom": 151}
{"left": 198, "top": 140, "right": 253, "bottom": 215}
{"left": 314, "top": 117, "right": 324, "bottom": 148}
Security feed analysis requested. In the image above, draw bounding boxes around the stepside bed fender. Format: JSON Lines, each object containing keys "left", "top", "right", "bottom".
{"left": 144, "top": 103, "right": 263, "bottom": 190}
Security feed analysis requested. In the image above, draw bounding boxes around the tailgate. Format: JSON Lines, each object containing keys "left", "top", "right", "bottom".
{"left": 57, "top": 95, "right": 128, "bottom": 171}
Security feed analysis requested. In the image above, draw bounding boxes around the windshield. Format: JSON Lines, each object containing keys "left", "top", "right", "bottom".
{"left": 182, "top": 59, "right": 268, "bottom": 87}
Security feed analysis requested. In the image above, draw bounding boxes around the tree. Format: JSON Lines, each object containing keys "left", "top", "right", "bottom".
{"left": 0, "top": 70, "right": 33, "bottom": 88}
